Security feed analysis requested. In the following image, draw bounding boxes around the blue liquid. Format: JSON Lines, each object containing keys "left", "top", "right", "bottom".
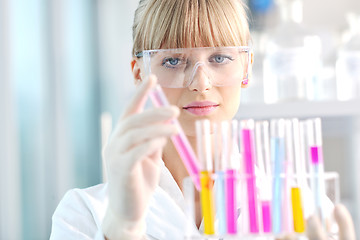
{"left": 271, "top": 137, "right": 285, "bottom": 234}
{"left": 215, "top": 171, "right": 226, "bottom": 235}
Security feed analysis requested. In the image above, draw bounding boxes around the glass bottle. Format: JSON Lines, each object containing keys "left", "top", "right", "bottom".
{"left": 336, "top": 13, "right": 360, "bottom": 101}
{"left": 263, "top": 0, "right": 323, "bottom": 104}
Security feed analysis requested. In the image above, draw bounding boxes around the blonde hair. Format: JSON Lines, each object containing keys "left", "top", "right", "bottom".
{"left": 132, "top": 0, "right": 250, "bottom": 56}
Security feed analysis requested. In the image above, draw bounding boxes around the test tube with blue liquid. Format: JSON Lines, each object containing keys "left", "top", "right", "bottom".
{"left": 270, "top": 119, "right": 286, "bottom": 234}
{"left": 214, "top": 120, "right": 240, "bottom": 235}
{"left": 213, "top": 122, "right": 227, "bottom": 235}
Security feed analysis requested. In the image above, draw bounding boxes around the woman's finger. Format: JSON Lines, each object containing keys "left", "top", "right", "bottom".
{"left": 121, "top": 74, "right": 157, "bottom": 118}
{"left": 124, "top": 137, "right": 168, "bottom": 170}
{"left": 106, "top": 135, "right": 167, "bottom": 176}
{"left": 306, "top": 215, "right": 327, "bottom": 240}
{"left": 334, "top": 204, "right": 356, "bottom": 240}
{"left": 116, "top": 106, "right": 179, "bottom": 136}
{"left": 118, "top": 124, "right": 177, "bottom": 152}
{"left": 275, "top": 233, "right": 297, "bottom": 240}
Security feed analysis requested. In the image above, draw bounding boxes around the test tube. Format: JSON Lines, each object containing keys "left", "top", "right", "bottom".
{"left": 225, "top": 120, "right": 240, "bottom": 234}
{"left": 283, "top": 120, "right": 294, "bottom": 232}
{"left": 196, "top": 119, "right": 215, "bottom": 235}
{"left": 150, "top": 85, "right": 201, "bottom": 190}
{"left": 214, "top": 120, "right": 240, "bottom": 235}
{"left": 213, "top": 122, "right": 226, "bottom": 235}
{"left": 306, "top": 118, "right": 326, "bottom": 226}
{"left": 240, "top": 119, "right": 259, "bottom": 233}
{"left": 270, "top": 119, "right": 285, "bottom": 234}
{"left": 289, "top": 119, "right": 305, "bottom": 233}
{"left": 255, "top": 120, "right": 272, "bottom": 233}
{"left": 293, "top": 119, "right": 308, "bottom": 189}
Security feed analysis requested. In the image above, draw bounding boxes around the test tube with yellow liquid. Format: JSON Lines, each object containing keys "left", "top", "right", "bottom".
{"left": 196, "top": 119, "right": 215, "bottom": 235}
{"left": 285, "top": 119, "right": 305, "bottom": 233}
{"left": 291, "top": 187, "right": 305, "bottom": 232}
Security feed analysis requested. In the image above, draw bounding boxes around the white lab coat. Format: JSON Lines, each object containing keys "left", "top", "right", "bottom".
{"left": 50, "top": 161, "right": 200, "bottom": 240}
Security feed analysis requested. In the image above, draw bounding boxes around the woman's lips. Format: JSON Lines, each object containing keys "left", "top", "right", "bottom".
{"left": 183, "top": 101, "right": 219, "bottom": 116}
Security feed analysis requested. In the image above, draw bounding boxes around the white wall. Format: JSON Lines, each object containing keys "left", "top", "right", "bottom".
{"left": 303, "top": 0, "right": 360, "bottom": 31}
{"left": 97, "top": 0, "right": 139, "bottom": 122}
{"left": 0, "top": 1, "right": 22, "bottom": 238}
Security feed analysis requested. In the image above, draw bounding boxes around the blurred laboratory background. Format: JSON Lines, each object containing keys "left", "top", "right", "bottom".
{"left": 0, "top": 0, "right": 359, "bottom": 239}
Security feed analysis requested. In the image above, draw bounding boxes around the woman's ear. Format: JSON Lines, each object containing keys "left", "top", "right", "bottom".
{"left": 241, "top": 52, "right": 254, "bottom": 88}
{"left": 131, "top": 58, "right": 143, "bottom": 85}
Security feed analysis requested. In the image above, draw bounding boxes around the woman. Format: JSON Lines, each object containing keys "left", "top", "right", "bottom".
{"left": 50, "top": 0, "right": 355, "bottom": 239}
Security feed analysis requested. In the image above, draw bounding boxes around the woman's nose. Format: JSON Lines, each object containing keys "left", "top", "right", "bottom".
{"left": 187, "top": 62, "right": 212, "bottom": 92}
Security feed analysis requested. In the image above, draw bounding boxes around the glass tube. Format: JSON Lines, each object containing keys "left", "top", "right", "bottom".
{"left": 255, "top": 120, "right": 272, "bottom": 233}
{"left": 270, "top": 119, "right": 286, "bottom": 234}
{"left": 306, "top": 118, "right": 326, "bottom": 226}
{"left": 150, "top": 85, "right": 201, "bottom": 190}
{"left": 240, "top": 119, "right": 260, "bottom": 233}
{"left": 196, "top": 119, "right": 215, "bottom": 235}
{"left": 213, "top": 122, "right": 226, "bottom": 235}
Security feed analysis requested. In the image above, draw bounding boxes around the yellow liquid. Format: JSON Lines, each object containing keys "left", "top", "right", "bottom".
{"left": 200, "top": 171, "right": 215, "bottom": 235}
{"left": 291, "top": 187, "right": 305, "bottom": 233}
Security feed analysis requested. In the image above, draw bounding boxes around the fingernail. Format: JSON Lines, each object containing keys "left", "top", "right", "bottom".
{"left": 148, "top": 74, "right": 158, "bottom": 85}
{"left": 170, "top": 106, "right": 180, "bottom": 116}
{"left": 171, "top": 125, "right": 179, "bottom": 134}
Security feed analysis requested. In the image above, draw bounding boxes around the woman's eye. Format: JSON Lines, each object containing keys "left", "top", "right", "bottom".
{"left": 169, "top": 58, "right": 179, "bottom": 65}
{"left": 210, "top": 55, "right": 233, "bottom": 64}
{"left": 214, "top": 56, "right": 225, "bottom": 63}
{"left": 163, "top": 57, "right": 181, "bottom": 68}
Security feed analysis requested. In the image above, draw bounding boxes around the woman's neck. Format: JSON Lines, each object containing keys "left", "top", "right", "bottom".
{"left": 162, "top": 135, "right": 202, "bottom": 228}
{"left": 162, "top": 135, "right": 197, "bottom": 192}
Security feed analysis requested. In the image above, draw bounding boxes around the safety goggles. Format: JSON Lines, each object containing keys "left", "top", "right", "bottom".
{"left": 136, "top": 46, "right": 251, "bottom": 88}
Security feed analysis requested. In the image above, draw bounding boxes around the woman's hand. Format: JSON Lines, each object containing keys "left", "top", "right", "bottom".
{"left": 306, "top": 204, "right": 356, "bottom": 240}
{"left": 276, "top": 204, "right": 356, "bottom": 240}
{"left": 102, "top": 75, "right": 179, "bottom": 239}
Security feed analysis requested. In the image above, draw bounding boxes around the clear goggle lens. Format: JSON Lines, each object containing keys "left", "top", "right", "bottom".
{"left": 138, "top": 46, "right": 251, "bottom": 88}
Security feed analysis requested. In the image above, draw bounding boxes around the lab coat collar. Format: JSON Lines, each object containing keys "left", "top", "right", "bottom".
{"left": 145, "top": 159, "right": 200, "bottom": 239}
{"left": 158, "top": 160, "right": 186, "bottom": 210}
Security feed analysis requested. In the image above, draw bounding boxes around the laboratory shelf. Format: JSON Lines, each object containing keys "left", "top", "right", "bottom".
{"left": 236, "top": 99, "right": 360, "bottom": 119}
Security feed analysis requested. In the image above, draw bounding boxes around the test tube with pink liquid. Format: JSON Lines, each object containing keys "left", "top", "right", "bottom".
{"left": 255, "top": 120, "right": 272, "bottom": 233}
{"left": 149, "top": 85, "right": 201, "bottom": 190}
{"left": 306, "top": 118, "right": 326, "bottom": 225}
{"left": 240, "top": 119, "right": 260, "bottom": 233}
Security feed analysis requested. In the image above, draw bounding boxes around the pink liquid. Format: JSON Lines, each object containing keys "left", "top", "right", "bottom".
{"left": 310, "top": 145, "right": 325, "bottom": 224}
{"left": 226, "top": 169, "right": 237, "bottom": 234}
{"left": 150, "top": 86, "right": 201, "bottom": 190}
{"left": 310, "top": 146, "right": 323, "bottom": 164}
{"left": 242, "top": 129, "right": 259, "bottom": 233}
{"left": 171, "top": 132, "right": 200, "bottom": 189}
{"left": 261, "top": 200, "right": 271, "bottom": 233}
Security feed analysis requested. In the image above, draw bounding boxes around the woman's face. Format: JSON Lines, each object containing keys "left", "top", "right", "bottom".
{"left": 132, "top": 47, "right": 250, "bottom": 137}
{"left": 162, "top": 80, "right": 242, "bottom": 137}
